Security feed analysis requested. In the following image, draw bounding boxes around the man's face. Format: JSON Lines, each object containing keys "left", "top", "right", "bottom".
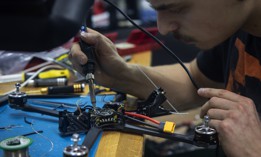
{"left": 148, "top": 0, "right": 251, "bottom": 49}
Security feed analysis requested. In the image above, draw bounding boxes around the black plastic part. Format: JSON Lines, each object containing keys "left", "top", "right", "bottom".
{"left": 0, "top": 0, "right": 94, "bottom": 52}
{"left": 115, "top": 123, "right": 194, "bottom": 144}
{"left": 114, "top": 92, "right": 127, "bottom": 102}
{"left": 194, "top": 131, "right": 218, "bottom": 146}
{"left": 22, "top": 130, "right": 44, "bottom": 136}
{"left": 27, "top": 95, "right": 82, "bottom": 98}
{"left": 82, "top": 127, "right": 102, "bottom": 150}
{"left": 11, "top": 103, "right": 60, "bottom": 117}
{"left": 34, "top": 78, "right": 68, "bottom": 87}
{"left": 1, "top": 94, "right": 79, "bottom": 107}
{"left": 8, "top": 93, "right": 27, "bottom": 107}
{"left": 80, "top": 40, "right": 96, "bottom": 75}
{"left": 59, "top": 110, "right": 91, "bottom": 136}
{"left": 47, "top": 85, "right": 84, "bottom": 94}
{"left": 137, "top": 88, "right": 170, "bottom": 117}
{"left": 106, "top": 123, "right": 217, "bottom": 149}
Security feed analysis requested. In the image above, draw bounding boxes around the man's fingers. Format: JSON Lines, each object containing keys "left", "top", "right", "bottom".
{"left": 69, "top": 43, "right": 87, "bottom": 65}
{"left": 86, "top": 28, "right": 102, "bottom": 34}
{"left": 200, "top": 97, "right": 234, "bottom": 117}
{"left": 80, "top": 32, "right": 100, "bottom": 45}
{"left": 83, "top": 27, "right": 114, "bottom": 44}
{"left": 206, "top": 109, "right": 228, "bottom": 120}
{"left": 208, "top": 119, "right": 221, "bottom": 132}
{"left": 198, "top": 88, "right": 245, "bottom": 102}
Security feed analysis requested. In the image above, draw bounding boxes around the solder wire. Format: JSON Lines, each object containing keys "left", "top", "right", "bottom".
{"left": 135, "top": 64, "right": 179, "bottom": 113}
{"left": 29, "top": 121, "right": 54, "bottom": 157}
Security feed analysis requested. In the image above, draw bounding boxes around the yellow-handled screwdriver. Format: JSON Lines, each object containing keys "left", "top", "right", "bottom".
{"left": 0, "top": 69, "right": 70, "bottom": 83}
{"left": 26, "top": 84, "right": 85, "bottom": 95}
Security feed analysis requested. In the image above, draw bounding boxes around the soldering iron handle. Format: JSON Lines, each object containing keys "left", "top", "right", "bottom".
{"left": 79, "top": 27, "right": 96, "bottom": 75}
{"left": 80, "top": 40, "right": 96, "bottom": 75}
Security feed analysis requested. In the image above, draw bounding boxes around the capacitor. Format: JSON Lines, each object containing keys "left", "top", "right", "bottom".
{"left": 63, "top": 133, "right": 88, "bottom": 157}
{"left": 0, "top": 136, "right": 33, "bottom": 157}
{"left": 194, "top": 115, "right": 218, "bottom": 145}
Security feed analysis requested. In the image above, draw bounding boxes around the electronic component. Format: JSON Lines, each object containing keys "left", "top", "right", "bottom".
{"left": 8, "top": 83, "right": 27, "bottom": 108}
{"left": 30, "top": 100, "right": 84, "bottom": 109}
{"left": 93, "top": 108, "right": 119, "bottom": 127}
{"left": 194, "top": 115, "right": 218, "bottom": 146}
{"left": 63, "top": 134, "right": 88, "bottom": 157}
{"left": 160, "top": 121, "right": 176, "bottom": 134}
{"left": 136, "top": 87, "right": 171, "bottom": 117}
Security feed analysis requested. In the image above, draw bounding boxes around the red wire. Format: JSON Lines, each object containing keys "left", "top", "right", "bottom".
{"left": 125, "top": 112, "right": 160, "bottom": 125}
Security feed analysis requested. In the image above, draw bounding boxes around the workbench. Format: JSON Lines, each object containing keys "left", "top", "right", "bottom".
{"left": 0, "top": 82, "right": 145, "bottom": 157}
{"left": 0, "top": 51, "right": 153, "bottom": 157}
{"left": 0, "top": 50, "right": 202, "bottom": 157}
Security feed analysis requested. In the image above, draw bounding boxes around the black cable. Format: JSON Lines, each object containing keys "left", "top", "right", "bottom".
{"left": 24, "top": 117, "right": 33, "bottom": 125}
{"left": 215, "top": 142, "right": 220, "bottom": 157}
{"left": 124, "top": 115, "right": 160, "bottom": 131}
{"left": 104, "top": 0, "right": 199, "bottom": 90}
{"left": 22, "top": 130, "right": 44, "bottom": 136}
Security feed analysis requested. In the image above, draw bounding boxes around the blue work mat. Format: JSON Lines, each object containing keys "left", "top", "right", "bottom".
{"left": 0, "top": 95, "right": 115, "bottom": 157}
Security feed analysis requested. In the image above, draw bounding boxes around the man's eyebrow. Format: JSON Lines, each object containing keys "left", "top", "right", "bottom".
{"left": 146, "top": 0, "right": 183, "bottom": 11}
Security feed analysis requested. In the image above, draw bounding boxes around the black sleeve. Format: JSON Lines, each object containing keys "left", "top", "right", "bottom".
{"left": 196, "top": 40, "right": 230, "bottom": 83}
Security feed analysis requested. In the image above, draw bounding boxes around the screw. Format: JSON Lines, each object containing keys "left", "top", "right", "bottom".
{"left": 15, "top": 83, "right": 21, "bottom": 93}
{"left": 71, "top": 133, "right": 80, "bottom": 148}
{"left": 203, "top": 115, "right": 210, "bottom": 130}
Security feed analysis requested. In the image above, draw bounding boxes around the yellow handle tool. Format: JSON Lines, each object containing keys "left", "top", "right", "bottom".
{"left": 38, "top": 69, "right": 70, "bottom": 79}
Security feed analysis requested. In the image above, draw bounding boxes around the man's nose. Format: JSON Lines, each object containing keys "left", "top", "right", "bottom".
{"left": 157, "top": 12, "right": 179, "bottom": 35}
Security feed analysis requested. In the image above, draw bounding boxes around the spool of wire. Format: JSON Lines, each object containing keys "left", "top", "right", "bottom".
{"left": 0, "top": 136, "right": 33, "bottom": 157}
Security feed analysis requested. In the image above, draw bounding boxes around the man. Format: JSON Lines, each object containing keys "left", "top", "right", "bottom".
{"left": 69, "top": 0, "right": 261, "bottom": 156}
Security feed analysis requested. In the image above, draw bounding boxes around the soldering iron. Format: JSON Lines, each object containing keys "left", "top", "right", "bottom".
{"left": 79, "top": 26, "right": 97, "bottom": 111}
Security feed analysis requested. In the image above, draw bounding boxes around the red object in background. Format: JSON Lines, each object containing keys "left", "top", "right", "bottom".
{"left": 104, "top": 32, "right": 118, "bottom": 43}
{"left": 127, "top": 27, "right": 159, "bottom": 45}
{"left": 72, "top": 27, "right": 162, "bottom": 56}
{"left": 93, "top": 0, "right": 105, "bottom": 15}
{"left": 117, "top": 27, "right": 162, "bottom": 56}
{"left": 23, "top": 57, "right": 46, "bottom": 71}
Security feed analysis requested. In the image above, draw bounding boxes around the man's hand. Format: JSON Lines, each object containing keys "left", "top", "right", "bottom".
{"left": 69, "top": 28, "right": 129, "bottom": 88}
{"left": 198, "top": 88, "right": 261, "bottom": 157}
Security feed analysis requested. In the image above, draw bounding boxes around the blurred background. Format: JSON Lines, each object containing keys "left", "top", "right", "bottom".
{"left": 0, "top": 0, "right": 199, "bottom": 76}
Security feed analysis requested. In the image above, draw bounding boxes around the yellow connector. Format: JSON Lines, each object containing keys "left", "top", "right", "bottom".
{"left": 162, "top": 121, "right": 176, "bottom": 134}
